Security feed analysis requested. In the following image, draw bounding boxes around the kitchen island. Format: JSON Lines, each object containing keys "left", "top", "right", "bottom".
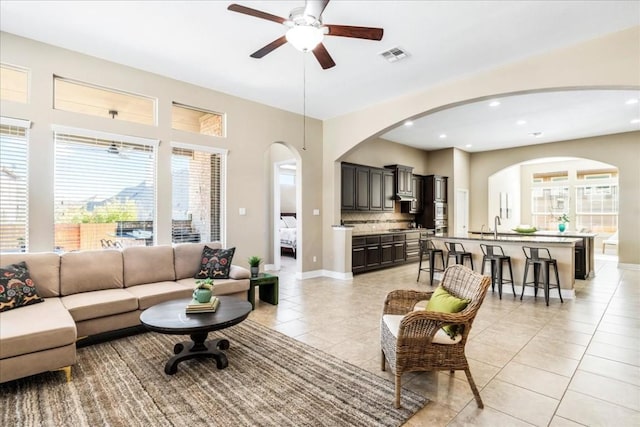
{"left": 468, "top": 230, "right": 596, "bottom": 280}
{"left": 430, "top": 233, "right": 584, "bottom": 299}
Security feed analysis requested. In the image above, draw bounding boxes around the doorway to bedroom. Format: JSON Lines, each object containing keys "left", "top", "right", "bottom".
{"left": 271, "top": 142, "right": 300, "bottom": 274}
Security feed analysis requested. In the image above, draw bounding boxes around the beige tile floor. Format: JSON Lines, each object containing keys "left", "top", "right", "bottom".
{"left": 250, "top": 254, "right": 639, "bottom": 426}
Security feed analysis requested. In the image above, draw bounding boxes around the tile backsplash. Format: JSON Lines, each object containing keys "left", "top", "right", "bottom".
{"left": 341, "top": 211, "right": 416, "bottom": 233}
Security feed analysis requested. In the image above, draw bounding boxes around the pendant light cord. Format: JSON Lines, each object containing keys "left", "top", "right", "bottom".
{"left": 303, "top": 54, "right": 307, "bottom": 151}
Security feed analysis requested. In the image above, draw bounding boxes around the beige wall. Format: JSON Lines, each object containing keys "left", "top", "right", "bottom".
{"left": 470, "top": 132, "right": 640, "bottom": 264}
{"left": 0, "top": 32, "right": 323, "bottom": 272}
{"left": 341, "top": 137, "right": 429, "bottom": 173}
{"left": 322, "top": 26, "right": 640, "bottom": 270}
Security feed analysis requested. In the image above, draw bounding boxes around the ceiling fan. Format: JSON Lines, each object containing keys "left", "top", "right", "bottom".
{"left": 228, "top": 0, "right": 384, "bottom": 69}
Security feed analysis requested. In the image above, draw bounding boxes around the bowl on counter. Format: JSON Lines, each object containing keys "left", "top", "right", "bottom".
{"left": 513, "top": 225, "right": 537, "bottom": 233}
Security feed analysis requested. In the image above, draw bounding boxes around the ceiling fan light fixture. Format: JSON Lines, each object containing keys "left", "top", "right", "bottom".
{"left": 286, "top": 25, "right": 324, "bottom": 52}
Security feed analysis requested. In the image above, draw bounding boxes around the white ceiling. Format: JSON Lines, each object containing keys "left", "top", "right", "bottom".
{"left": 1, "top": 0, "right": 639, "bottom": 152}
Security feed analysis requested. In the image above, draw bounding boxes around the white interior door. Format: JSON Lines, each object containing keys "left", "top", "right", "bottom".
{"left": 455, "top": 189, "right": 469, "bottom": 235}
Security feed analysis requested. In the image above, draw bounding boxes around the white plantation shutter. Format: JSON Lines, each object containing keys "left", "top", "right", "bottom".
{"left": 53, "top": 127, "right": 157, "bottom": 252}
{"left": 171, "top": 142, "right": 226, "bottom": 245}
{"left": 0, "top": 117, "right": 30, "bottom": 253}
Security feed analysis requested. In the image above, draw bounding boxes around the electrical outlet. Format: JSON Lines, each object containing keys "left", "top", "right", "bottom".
{"left": 313, "top": 256, "right": 317, "bottom": 262}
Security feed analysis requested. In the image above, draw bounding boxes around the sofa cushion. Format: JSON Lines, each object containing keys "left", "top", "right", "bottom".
{"left": 177, "top": 277, "right": 249, "bottom": 296}
{"left": 195, "top": 246, "right": 235, "bottom": 279}
{"left": 0, "top": 252, "right": 61, "bottom": 298}
{"left": 0, "top": 297, "right": 76, "bottom": 359}
{"left": 0, "top": 261, "right": 44, "bottom": 312}
{"left": 229, "top": 265, "right": 251, "bottom": 280}
{"left": 123, "top": 245, "right": 176, "bottom": 287}
{"left": 125, "top": 281, "right": 193, "bottom": 310}
{"left": 60, "top": 249, "right": 124, "bottom": 296}
{"left": 60, "top": 288, "right": 138, "bottom": 322}
{"left": 174, "top": 242, "right": 222, "bottom": 280}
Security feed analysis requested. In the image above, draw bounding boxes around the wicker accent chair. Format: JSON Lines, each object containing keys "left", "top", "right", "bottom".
{"left": 380, "top": 264, "right": 491, "bottom": 409}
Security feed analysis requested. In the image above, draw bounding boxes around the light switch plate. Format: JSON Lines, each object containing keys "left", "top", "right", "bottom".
{"left": 313, "top": 209, "right": 320, "bottom": 215}
{"left": 239, "top": 208, "right": 246, "bottom": 215}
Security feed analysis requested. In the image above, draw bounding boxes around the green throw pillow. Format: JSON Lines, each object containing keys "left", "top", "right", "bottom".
{"left": 425, "top": 286, "right": 470, "bottom": 339}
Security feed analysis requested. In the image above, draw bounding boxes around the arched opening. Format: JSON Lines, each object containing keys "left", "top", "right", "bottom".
{"left": 488, "top": 156, "right": 619, "bottom": 257}
{"left": 268, "top": 142, "right": 302, "bottom": 275}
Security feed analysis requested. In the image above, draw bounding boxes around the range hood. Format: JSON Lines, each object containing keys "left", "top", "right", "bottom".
{"left": 393, "top": 194, "right": 416, "bottom": 202}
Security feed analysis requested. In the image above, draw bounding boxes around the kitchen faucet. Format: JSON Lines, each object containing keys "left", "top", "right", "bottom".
{"left": 494, "top": 216, "right": 501, "bottom": 239}
{"left": 480, "top": 224, "right": 487, "bottom": 239}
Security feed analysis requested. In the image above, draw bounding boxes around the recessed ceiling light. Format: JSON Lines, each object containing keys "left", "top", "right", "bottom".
{"left": 625, "top": 98, "right": 639, "bottom": 105}
{"left": 439, "top": 134, "right": 447, "bottom": 139}
{"left": 489, "top": 100, "right": 501, "bottom": 107}
{"left": 465, "top": 144, "right": 472, "bottom": 148}
{"left": 529, "top": 132, "right": 544, "bottom": 138}
{"left": 631, "top": 118, "right": 640, "bottom": 124}
{"left": 516, "top": 120, "right": 527, "bottom": 125}
{"left": 403, "top": 120, "right": 413, "bottom": 126}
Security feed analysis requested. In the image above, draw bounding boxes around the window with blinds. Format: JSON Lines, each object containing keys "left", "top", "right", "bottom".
{"left": 54, "top": 129, "right": 156, "bottom": 252}
{"left": 0, "top": 118, "right": 30, "bottom": 253}
{"left": 171, "top": 144, "right": 225, "bottom": 244}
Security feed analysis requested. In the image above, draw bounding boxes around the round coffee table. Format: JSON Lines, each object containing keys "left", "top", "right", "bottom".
{"left": 140, "top": 296, "right": 251, "bottom": 375}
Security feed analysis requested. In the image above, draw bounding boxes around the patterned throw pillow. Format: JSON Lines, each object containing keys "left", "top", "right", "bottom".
{"left": 195, "top": 246, "right": 236, "bottom": 280}
{"left": 0, "top": 261, "right": 44, "bottom": 312}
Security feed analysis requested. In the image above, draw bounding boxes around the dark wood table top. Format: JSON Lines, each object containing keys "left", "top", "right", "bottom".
{"left": 140, "top": 296, "right": 252, "bottom": 335}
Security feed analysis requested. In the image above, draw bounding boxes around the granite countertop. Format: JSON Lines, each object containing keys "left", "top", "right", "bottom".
{"left": 352, "top": 229, "right": 431, "bottom": 237}
{"left": 431, "top": 233, "right": 582, "bottom": 245}
{"left": 468, "top": 230, "right": 597, "bottom": 238}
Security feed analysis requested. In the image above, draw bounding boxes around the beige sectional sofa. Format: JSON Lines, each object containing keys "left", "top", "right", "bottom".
{"left": 0, "top": 242, "right": 250, "bottom": 383}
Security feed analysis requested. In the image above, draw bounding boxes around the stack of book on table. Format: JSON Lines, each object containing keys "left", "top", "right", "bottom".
{"left": 186, "top": 296, "right": 220, "bottom": 313}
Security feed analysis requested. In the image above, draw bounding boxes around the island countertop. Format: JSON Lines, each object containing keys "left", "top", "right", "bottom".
{"left": 468, "top": 230, "right": 597, "bottom": 238}
{"left": 438, "top": 233, "right": 582, "bottom": 245}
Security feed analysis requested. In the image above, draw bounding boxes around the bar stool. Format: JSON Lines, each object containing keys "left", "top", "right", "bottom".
{"left": 480, "top": 244, "right": 515, "bottom": 299}
{"left": 417, "top": 239, "right": 445, "bottom": 286}
{"left": 521, "top": 246, "right": 563, "bottom": 306}
{"left": 444, "top": 242, "right": 474, "bottom": 270}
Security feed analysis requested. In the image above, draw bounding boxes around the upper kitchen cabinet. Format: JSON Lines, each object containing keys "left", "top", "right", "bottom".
{"left": 425, "top": 175, "right": 448, "bottom": 202}
{"left": 385, "top": 164, "right": 414, "bottom": 199}
{"left": 401, "top": 174, "right": 424, "bottom": 214}
{"left": 341, "top": 162, "right": 395, "bottom": 212}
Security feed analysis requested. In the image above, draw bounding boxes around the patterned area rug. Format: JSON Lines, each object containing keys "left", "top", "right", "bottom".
{"left": 1, "top": 319, "right": 426, "bottom": 426}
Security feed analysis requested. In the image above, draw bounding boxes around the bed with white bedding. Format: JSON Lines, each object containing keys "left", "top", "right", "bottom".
{"left": 279, "top": 213, "right": 297, "bottom": 258}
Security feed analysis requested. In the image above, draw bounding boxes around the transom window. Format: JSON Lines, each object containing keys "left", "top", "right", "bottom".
{"left": 172, "top": 103, "right": 225, "bottom": 137}
{"left": 0, "top": 64, "right": 29, "bottom": 103}
{"left": 54, "top": 77, "right": 156, "bottom": 126}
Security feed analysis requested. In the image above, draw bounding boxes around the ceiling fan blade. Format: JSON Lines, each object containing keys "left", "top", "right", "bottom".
{"left": 312, "top": 43, "right": 336, "bottom": 69}
{"left": 304, "top": 0, "right": 330, "bottom": 20}
{"left": 227, "top": 3, "right": 287, "bottom": 25}
{"left": 250, "top": 36, "right": 288, "bottom": 59}
{"left": 325, "top": 24, "right": 384, "bottom": 40}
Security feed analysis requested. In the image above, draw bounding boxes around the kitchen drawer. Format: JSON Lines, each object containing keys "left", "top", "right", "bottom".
{"left": 393, "top": 234, "right": 406, "bottom": 241}
{"left": 380, "top": 235, "right": 394, "bottom": 243}
{"left": 366, "top": 236, "right": 380, "bottom": 245}
{"left": 353, "top": 237, "right": 366, "bottom": 247}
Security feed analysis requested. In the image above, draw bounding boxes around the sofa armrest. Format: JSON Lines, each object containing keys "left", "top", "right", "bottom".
{"left": 229, "top": 265, "right": 250, "bottom": 280}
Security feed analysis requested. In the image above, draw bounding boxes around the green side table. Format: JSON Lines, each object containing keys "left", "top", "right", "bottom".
{"left": 248, "top": 273, "right": 279, "bottom": 310}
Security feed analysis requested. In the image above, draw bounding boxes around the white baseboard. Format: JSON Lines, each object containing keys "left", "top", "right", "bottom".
{"left": 618, "top": 262, "right": 640, "bottom": 271}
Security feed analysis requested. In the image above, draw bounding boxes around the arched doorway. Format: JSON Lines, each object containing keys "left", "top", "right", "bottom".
{"left": 268, "top": 142, "right": 302, "bottom": 274}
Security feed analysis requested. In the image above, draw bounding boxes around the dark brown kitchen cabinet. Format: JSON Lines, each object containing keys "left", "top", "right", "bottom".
{"left": 352, "top": 233, "right": 416, "bottom": 274}
{"left": 383, "top": 170, "right": 395, "bottom": 211}
{"left": 385, "top": 164, "right": 414, "bottom": 197}
{"left": 341, "top": 163, "right": 356, "bottom": 211}
{"left": 342, "top": 162, "right": 395, "bottom": 212}
{"left": 369, "top": 168, "right": 384, "bottom": 211}
{"left": 426, "top": 175, "right": 448, "bottom": 203}
{"left": 410, "top": 175, "right": 424, "bottom": 214}
{"left": 355, "top": 167, "right": 370, "bottom": 210}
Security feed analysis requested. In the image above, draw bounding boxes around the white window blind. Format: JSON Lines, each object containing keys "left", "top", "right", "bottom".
{"left": 54, "top": 129, "right": 156, "bottom": 252}
{"left": 171, "top": 143, "right": 226, "bottom": 244}
{"left": 0, "top": 118, "right": 30, "bottom": 253}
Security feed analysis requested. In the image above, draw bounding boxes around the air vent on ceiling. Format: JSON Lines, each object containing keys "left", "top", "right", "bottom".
{"left": 379, "top": 47, "right": 409, "bottom": 63}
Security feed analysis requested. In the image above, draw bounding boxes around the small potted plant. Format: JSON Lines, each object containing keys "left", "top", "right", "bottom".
{"left": 193, "top": 278, "right": 214, "bottom": 303}
{"left": 248, "top": 256, "right": 262, "bottom": 278}
{"left": 557, "top": 213, "right": 570, "bottom": 232}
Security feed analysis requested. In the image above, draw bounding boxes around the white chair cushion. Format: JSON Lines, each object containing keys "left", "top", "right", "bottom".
{"left": 382, "top": 314, "right": 462, "bottom": 345}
